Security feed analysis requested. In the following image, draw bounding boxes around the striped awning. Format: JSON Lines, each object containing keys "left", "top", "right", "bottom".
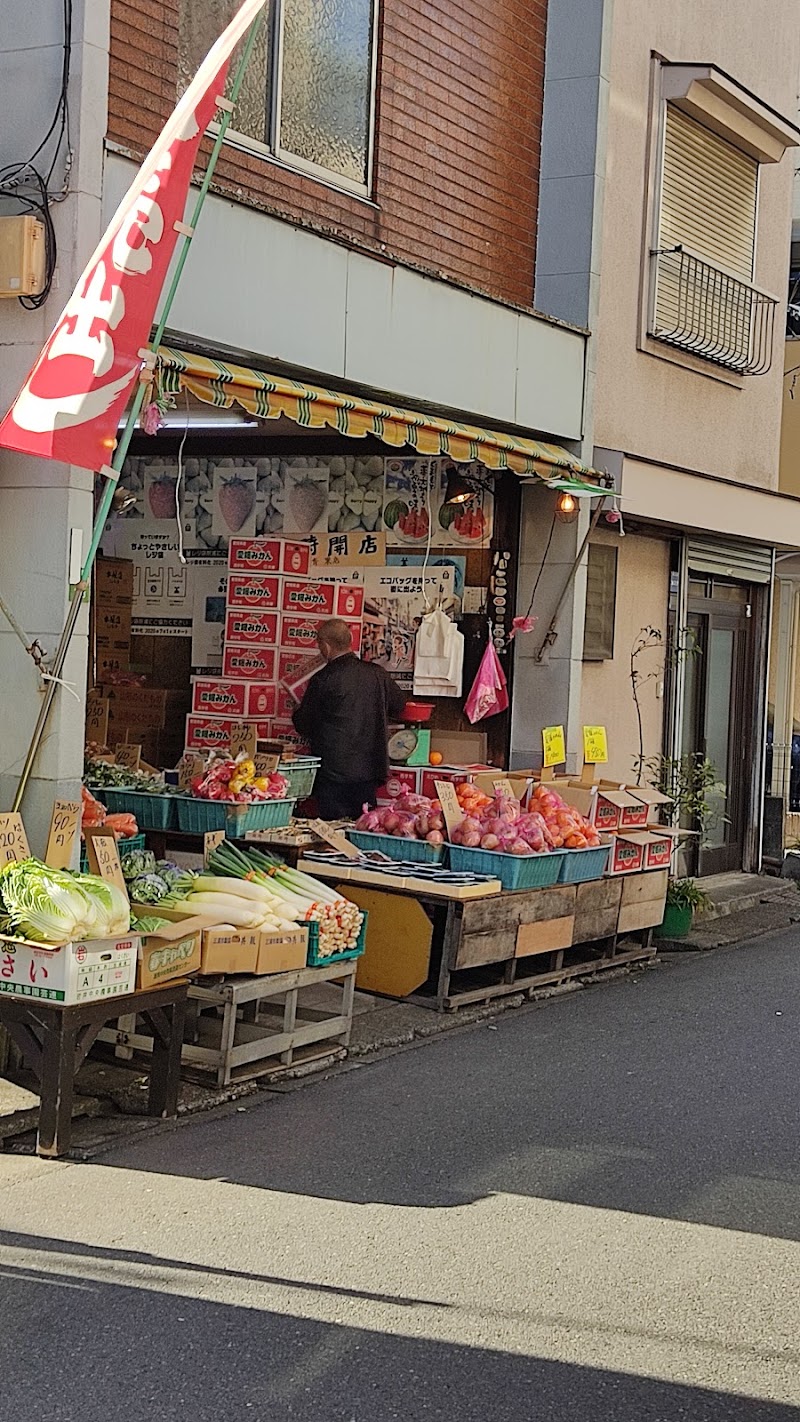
{"left": 155, "top": 347, "right": 605, "bottom": 486}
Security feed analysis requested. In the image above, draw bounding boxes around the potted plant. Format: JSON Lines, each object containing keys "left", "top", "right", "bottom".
{"left": 654, "top": 877, "right": 711, "bottom": 939}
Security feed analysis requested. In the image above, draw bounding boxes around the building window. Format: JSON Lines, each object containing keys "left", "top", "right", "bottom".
{"left": 583, "top": 544, "right": 617, "bottom": 661}
{"left": 649, "top": 105, "right": 775, "bottom": 375}
{"left": 178, "top": 0, "right": 378, "bottom": 193}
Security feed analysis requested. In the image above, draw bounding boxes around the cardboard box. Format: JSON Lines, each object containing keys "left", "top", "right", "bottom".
{"left": 627, "top": 786, "right": 674, "bottom": 822}
{"left": 96, "top": 648, "right": 131, "bottom": 680}
{"left": 603, "top": 832, "right": 647, "bottom": 875}
{"left": 104, "top": 686, "right": 188, "bottom": 729}
{"left": 185, "top": 715, "right": 271, "bottom": 751}
{"left": 97, "top": 604, "right": 132, "bottom": 643}
{"left": 280, "top": 581, "right": 365, "bottom": 619}
{"left": 420, "top": 767, "right": 472, "bottom": 800}
{"left": 618, "top": 868, "right": 669, "bottom": 933}
{"left": 376, "top": 768, "right": 421, "bottom": 802}
{"left": 429, "top": 730, "right": 488, "bottom": 764}
{"left": 0, "top": 933, "right": 138, "bottom": 1005}
{"left": 256, "top": 928, "right": 308, "bottom": 975}
{"left": 228, "top": 538, "right": 310, "bottom": 576}
{"left": 559, "top": 783, "right": 649, "bottom": 832}
{"left": 199, "top": 929, "right": 260, "bottom": 976}
{"left": 471, "top": 771, "right": 534, "bottom": 805}
{"left": 278, "top": 648, "right": 319, "bottom": 684}
{"left": 222, "top": 645, "right": 276, "bottom": 681}
{"left": 267, "top": 719, "right": 309, "bottom": 753}
{"left": 245, "top": 683, "right": 278, "bottom": 718}
{"left": 192, "top": 679, "right": 249, "bottom": 718}
{"left": 640, "top": 826, "right": 680, "bottom": 870}
{"left": 136, "top": 920, "right": 203, "bottom": 989}
{"left": 279, "top": 615, "right": 361, "bottom": 652}
{"left": 95, "top": 557, "right": 134, "bottom": 605}
{"left": 224, "top": 608, "right": 280, "bottom": 645}
{"left": 226, "top": 574, "right": 281, "bottom": 609}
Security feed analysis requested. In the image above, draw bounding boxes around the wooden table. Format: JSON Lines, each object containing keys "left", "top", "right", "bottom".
{"left": 0, "top": 980, "right": 188, "bottom": 1158}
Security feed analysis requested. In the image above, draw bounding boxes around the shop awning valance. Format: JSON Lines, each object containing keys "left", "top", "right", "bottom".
{"left": 156, "top": 347, "right": 605, "bottom": 487}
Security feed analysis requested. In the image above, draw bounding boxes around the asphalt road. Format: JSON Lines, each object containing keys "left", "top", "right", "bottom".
{"left": 2, "top": 932, "right": 800, "bottom": 1421}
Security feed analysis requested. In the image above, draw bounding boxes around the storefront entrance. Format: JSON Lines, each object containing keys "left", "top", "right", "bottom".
{"left": 683, "top": 578, "right": 754, "bottom": 875}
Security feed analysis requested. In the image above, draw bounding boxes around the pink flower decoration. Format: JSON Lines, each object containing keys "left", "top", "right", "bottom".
{"left": 141, "top": 402, "right": 164, "bottom": 436}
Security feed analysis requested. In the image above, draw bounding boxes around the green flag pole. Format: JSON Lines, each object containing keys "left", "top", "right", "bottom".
{"left": 12, "top": 13, "right": 265, "bottom": 812}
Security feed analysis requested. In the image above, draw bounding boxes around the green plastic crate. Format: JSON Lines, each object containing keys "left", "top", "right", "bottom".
{"left": 176, "top": 796, "right": 296, "bottom": 836}
{"left": 279, "top": 757, "right": 321, "bottom": 801}
{"left": 307, "top": 912, "right": 367, "bottom": 967}
{"left": 81, "top": 831, "right": 146, "bottom": 871}
{"left": 88, "top": 786, "right": 178, "bottom": 830}
{"left": 346, "top": 829, "right": 446, "bottom": 863}
{"left": 557, "top": 844, "right": 610, "bottom": 884}
{"left": 447, "top": 845, "right": 566, "bottom": 891}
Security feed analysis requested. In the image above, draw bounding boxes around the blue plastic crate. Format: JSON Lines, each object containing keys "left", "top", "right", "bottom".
{"left": 447, "top": 845, "right": 566, "bottom": 891}
{"left": 346, "top": 829, "right": 446, "bottom": 864}
{"left": 279, "top": 757, "right": 321, "bottom": 801}
{"left": 176, "top": 796, "right": 296, "bottom": 836}
{"left": 557, "top": 844, "right": 610, "bottom": 884}
{"left": 307, "top": 913, "right": 367, "bottom": 967}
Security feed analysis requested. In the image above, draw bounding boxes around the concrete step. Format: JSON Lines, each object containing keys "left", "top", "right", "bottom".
{"left": 699, "top": 872, "right": 798, "bottom": 921}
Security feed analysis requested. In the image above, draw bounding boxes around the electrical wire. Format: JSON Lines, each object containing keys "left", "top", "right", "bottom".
{"left": 523, "top": 512, "right": 556, "bottom": 619}
{"left": 0, "top": 0, "right": 73, "bottom": 309}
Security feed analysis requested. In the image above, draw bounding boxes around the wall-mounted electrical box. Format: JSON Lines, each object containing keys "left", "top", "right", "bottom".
{"left": 0, "top": 215, "right": 46, "bottom": 298}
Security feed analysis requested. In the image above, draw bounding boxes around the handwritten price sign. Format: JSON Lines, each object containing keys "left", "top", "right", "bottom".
{"left": 583, "top": 726, "right": 609, "bottom": 764}
{"left": 84, "top": 828, "right": 127, "bottom": 894}
{"left": 45, "top": 800, "right": 81, "bottom": 870}
{"left": 0, "top": 813, "right": 30, "bottom": 865}
{"left": 115, "top": 742, "right": 142, "bottom": 771}
{"left": 230, "top": 723, "right": 257, "bottom": 760}
{"left": 204, "top": 830, "right": 226, "bottom": 867}
{"left": 434, "top": 781, "right": 465, "bottom": 839}
{"left": 542, "top": 726, "right": 566, "bottom": 769}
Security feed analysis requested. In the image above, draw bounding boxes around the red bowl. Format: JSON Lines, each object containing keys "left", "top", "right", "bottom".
{"left": 403, "top": 701, "right": 434, "bottom": 723}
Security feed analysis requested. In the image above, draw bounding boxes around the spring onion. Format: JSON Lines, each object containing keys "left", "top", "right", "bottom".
{"left": 206, "top": 843, "right": 363, "bottom": 957}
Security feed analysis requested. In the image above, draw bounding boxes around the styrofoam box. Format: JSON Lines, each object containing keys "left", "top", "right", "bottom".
{"left": 0, "top": 934, "right": 138, "bottom": 1005}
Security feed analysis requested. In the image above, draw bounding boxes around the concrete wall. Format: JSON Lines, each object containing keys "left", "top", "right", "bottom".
{"left": 0, "top": 1, "right": 109, "bottom": 848}
{"left": 103, "top": 153, "right": 588, "bottom": 443}
{"left": 580, "top": 530, "right": 671, "bottom": 781}
{"left": 592, "top": 0, "right": 799, "bottom": 490}
{"left": 780, "top": 342, "right": 800, "bottom": 498}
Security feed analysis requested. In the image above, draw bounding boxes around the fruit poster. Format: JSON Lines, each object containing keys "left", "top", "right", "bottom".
{"left": 212, "top": 465, "right": 257, "bottom": 539}
{"left": 435, "top": 460, "right": 493, "bottom": 547}
{"left": 383, "top": 458, "right": 439, "bottom": 547}
{"left": 283, "top": 463, "right": 330, "bottom": 537}
{"left": 361, "top": 565, "right": 455, "bottom": 691}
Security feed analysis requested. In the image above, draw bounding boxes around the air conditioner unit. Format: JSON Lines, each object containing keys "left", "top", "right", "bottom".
{"left": 0, "top": 215, "right": 46, "bottom": 298}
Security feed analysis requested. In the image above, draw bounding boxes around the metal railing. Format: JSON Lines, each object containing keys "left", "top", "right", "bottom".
{"left": 650, "top": 246, "right": 776, "bottom": 375}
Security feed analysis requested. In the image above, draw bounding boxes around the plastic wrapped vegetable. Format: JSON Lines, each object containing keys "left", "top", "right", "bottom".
{"left": 128, "top": 872, "right": 170, "bottom": 904}
{"left": 81, "top": 784, "right": 106, "bottom": 830}
{"left": 105, "top": 812, "right": 139, "bottom": 840}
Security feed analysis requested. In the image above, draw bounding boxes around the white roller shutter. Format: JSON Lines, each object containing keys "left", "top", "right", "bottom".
{"left": 658, "top": 106, "right": 758, "bottom": 278}
{"left": 686, "top": 538, "right": 773, "bottom": 585}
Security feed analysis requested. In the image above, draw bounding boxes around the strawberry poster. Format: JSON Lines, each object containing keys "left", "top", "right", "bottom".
{"left": 283, "top": 463, "right": 330, "bottom": 537}
{"left": 212, "top": 464, "right": 257, "bottom": 539}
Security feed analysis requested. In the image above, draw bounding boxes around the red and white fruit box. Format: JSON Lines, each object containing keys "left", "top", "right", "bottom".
{"left": 641, "top": 826, "right": 680, "bottom": 870}
{"left": 335, "top": 584, "right": 365, "bottom": 619}
{"left": 224, "top": 608, "right": 279, "bottom": 645}
{"left": 185, "top": 716, "right": 271, "bottom": 751}
{"left": 419, "top": 767, "right": 472, "bottom": 801}
{"left": 245, "top": 684, "right": 278, "bottom": 719}
{"left": 280, "top": 581, "right": 336, "bottom": 616}
{"left": 226, "top": 574, "right": 280, "bottom": 609}
{"left": 222, "top": 645, "right": 276, "bottom": 681}
{"left": 278, "top": 648, "right": 319, "bottom": 683}
{"left": 192, "top": 679, "right": 248, "bottom": 718}
{"left": 274, "top": 686, "right": 297, "bottom": 721}
{"left": 228, "top": 539, "right": 310, "bottom": 576}
{"left": 560, "top": 783, "right": 648, "bottom": 832}
{"left": 375, "top": 768, "right": 420, "bottom": 803}
{"left": 603, "top": 831, "right": 647, "bottom": 875}
{"left": 279, "top": 615, "right": 361, "bottom": 652}
{"left": 268, "top": 720, "right": 311, "bottom": 754}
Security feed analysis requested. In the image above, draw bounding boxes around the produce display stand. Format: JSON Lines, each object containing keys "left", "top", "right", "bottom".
{"left": 99, "top": 959, "right": 357, "bottom": 1086}
{"left": 298, "top": 857, "right": 663, "bottom": 1011}
{"left": 0, "top": 979, "right": 188, "bottom": 1157}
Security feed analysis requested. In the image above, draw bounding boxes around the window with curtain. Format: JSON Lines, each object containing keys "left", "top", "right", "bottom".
{"left": 178, "top": 0, "right": 378, "bottom": 192}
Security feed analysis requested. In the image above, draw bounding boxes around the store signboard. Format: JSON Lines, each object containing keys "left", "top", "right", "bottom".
{"left": 308, "top": 531, "right": 386, "bottom": 567}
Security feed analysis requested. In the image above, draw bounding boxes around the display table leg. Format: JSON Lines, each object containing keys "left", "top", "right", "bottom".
{"left": 281, "top": 988, "right": 298, "bottom": 1066}
{"left": 37, "top": 1010, "right": 77, "bottom": 1159}
{"left": 217, "top": 998, "right": 237, "bottom": 1087}
{"left": 339, "top": 968, "right": 356, "bottom": 1046}
{"left": 144, "top": 998, "right": 186, "bottom": 1119}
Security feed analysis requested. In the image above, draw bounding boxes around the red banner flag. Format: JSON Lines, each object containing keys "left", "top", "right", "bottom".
{"left": 0, "top": 0, "right": 268, "bottom": 474}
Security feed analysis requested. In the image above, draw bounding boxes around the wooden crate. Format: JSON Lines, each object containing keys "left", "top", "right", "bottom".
{"left": 98, "top": 960, "right": 357, "bottom": 1086}
{"left": 618, "top": 869, "right": 668, "bottom": 933}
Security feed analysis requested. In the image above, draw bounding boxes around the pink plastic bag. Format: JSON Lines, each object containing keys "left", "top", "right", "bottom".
{"left": 464, "top": 641, "right": 509, "bottom": 724}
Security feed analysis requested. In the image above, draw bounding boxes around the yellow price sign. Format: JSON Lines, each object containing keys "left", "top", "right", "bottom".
{"left": 541, "top": 726, "right": 566, "bottom": 769}
{"left": 583, "top": 725, "right": 609, "bottom": 765}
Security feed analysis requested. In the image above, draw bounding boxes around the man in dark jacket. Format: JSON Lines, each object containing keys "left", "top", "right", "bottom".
{"left": 292, "top": 618, "right": 407, "bottom": 819}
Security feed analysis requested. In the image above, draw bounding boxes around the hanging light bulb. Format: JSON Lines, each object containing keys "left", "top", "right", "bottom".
{"left": 555, "top": 490, "right": 578, "bottom": 523}
{"left": 443, "top": 468, "right": 476, "bottom": 505}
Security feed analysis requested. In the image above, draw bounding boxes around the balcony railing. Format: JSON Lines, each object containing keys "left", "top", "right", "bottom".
{"left": 649, "top": 246, "right": 776, "bottom": 376}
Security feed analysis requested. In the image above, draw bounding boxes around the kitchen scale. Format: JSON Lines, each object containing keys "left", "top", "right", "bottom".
{"left": 388, "top": 701, "right": 434, "bottom": 766}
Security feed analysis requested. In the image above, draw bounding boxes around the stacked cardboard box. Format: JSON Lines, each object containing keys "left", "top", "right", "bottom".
{"left": 186, "top": 538, "right": 365, "bottom": 755}
{"left": 94, "top": 557, "right": 133, "bottom": 683}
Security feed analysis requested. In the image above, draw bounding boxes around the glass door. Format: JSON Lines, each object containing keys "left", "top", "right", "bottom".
{"left": 683, "top": 583, "right": 752, "bottom": 876}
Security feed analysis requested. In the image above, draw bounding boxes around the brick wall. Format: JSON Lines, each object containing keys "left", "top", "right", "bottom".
{"left": 108, "top": 0, "right": 546, "bottom": 308}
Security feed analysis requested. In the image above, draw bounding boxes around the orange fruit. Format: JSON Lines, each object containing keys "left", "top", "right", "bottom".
{"left": 429, "top": 751, "right": 443, "bottom": 765}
